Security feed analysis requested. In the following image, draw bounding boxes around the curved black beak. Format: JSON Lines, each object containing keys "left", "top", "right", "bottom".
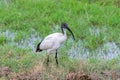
{"left": 66, "top": 27, "right": 75, "bottom": 40}
{"left": 61, "top": 23, "right": 75, "bottom": 40}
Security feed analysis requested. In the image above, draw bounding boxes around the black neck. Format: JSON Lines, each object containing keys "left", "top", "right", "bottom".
{"left": 61, "top": 27, "right": 64, "bottom": 34}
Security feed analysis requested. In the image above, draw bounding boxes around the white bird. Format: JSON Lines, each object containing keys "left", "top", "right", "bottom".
{"left": 36, "top": 22, "right": 75, "bottom": 65}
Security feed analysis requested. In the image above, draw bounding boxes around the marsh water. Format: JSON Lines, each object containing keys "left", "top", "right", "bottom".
{"left": 1, "top": 29, "right": 120, "bottom": 60}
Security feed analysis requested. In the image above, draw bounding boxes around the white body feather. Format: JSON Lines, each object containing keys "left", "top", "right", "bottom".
{"left": 40, "top": 32, "right": 67, "bottom": 54}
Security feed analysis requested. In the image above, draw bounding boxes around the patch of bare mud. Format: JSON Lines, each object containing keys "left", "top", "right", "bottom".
{"left": 101, "top": 70, "right": 120, "bottom": 80}
{"left": 66, "top": 70, "right": 101, "bottom": 80}
{"left": 66, "top": 70, "right": 120, "bottom": 80}
{"left": 1, "top": 65, "right": 120, "bottom": 80}
{"left": 0, "top": 66, "right": 11, "bottom": 77}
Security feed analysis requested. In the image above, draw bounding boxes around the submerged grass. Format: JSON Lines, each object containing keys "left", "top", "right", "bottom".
{"left": 0, "top": 0, "right": 120, "bottom": 79}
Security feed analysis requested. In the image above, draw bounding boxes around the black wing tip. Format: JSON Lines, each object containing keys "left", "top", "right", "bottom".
{"left": 36, "top": 40, "right": 43, "bottom": 52}
{"left": 36, "top": 49, "right": 43, "bottom": 52}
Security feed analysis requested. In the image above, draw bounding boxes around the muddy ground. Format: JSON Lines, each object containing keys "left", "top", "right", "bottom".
{"left": 0, "top": 66, "right": 120, "bottom": 80}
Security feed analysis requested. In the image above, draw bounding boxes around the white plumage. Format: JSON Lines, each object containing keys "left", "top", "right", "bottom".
{"left": 36, "top": 23, "right": 75, "bottom": 65}
{"left": 40, "top": 33, "right": 66, "bottom": 52}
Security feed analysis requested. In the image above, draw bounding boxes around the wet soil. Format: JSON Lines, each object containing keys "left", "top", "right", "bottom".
{"left": 0, "top": 66, "right": 120, "bottom": 80}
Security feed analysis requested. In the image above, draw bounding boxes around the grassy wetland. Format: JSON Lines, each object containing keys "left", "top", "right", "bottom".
{"left": 0, "top": 0, "right": 120, "bottom": 80}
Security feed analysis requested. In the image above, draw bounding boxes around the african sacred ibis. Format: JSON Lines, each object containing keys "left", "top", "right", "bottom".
{"left": 36, "top": 23, "right": 75, "bottom": 65}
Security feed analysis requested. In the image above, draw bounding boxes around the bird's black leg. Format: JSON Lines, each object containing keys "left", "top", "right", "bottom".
{"left": 47, "top": 55, "right": 49, "bottom": 65}
{"left": 55, "top": 50, "right": 58, "bottom": 64}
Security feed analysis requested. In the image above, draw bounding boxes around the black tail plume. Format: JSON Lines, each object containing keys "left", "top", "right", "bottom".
{"left": 36, "top": 40, "right": 43, "bottom": 52}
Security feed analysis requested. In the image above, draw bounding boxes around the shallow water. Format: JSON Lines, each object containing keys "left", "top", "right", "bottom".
{"left": 98, "top": 42, "right": 120, "bottom": 59}
{"left": 1, "top": 30, "right": 120, "bottom": 60}
{"left": 68, "top": 27, "right": 120, "bottom": 60}
{"left": 1, "top": 29, "right": 42, "bottom": 51}
{"left": 68, "top": 40, "right": 120, "bottom": 60}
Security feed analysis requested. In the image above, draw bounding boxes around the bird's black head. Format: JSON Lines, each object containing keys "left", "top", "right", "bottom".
{"left": 61, "top": 22, "right": 68, "bottom": 29}
{"left": 61, "top": 22, "right": 75, "bottom": 40}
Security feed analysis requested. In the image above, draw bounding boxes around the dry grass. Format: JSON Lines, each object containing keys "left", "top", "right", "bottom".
{"left": 0, "top": 60, "right": 120, "bottom": 80}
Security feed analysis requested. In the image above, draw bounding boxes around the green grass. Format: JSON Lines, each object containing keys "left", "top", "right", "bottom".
{"left": 0, "top": 44, "right": 39, "bottom": 72}
{"left": 1, "top": 0, "right": 120, "bottom": 49}
{"left": 0, "top": 44, "right": 120, "bottom": 79}
{"left": 0, "top": 35, "right": 7, "bottom": 45}
{"left": 0, "top": 0, "right": 120, "bottom": 79}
